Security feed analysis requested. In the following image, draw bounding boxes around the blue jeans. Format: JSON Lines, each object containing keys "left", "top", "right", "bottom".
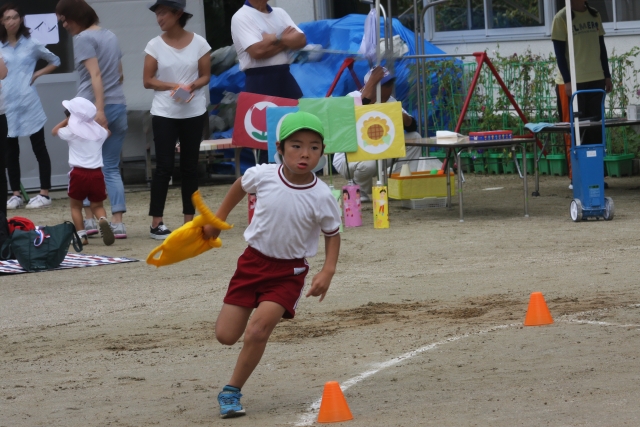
{"left": 84, "top": 104, "right": 128, "bottom": 214}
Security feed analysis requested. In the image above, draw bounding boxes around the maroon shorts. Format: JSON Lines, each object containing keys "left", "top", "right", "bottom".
{"left": 68, "top": 167, "right": 107, "bottom": 203}
{"left": 224, "top": 246, "right": 309, "bottom": 319}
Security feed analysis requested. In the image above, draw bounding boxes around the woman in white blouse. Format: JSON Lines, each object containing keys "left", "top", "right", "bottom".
{"left": 143, "top": 0, "right": 211, "bottom": 240}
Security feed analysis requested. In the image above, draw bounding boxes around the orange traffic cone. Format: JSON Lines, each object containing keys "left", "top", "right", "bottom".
{"left": 317, "top": 381, "right": 353, "bottom": 423}
{"left": 524, "top": 292, "right": 554, "bottom": 326}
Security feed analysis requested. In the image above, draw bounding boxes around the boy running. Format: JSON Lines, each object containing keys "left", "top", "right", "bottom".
{"left": 203, "top": 111, "right": 341, "bottom": 418}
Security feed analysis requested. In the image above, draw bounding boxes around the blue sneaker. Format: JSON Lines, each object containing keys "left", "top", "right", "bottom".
{"left": 218, "top": 386, "right": 245, "bottom": 419}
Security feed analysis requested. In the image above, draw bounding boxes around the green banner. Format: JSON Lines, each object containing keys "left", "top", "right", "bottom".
{"left": 298, "top": 97, "right": 358, "bottom": 154}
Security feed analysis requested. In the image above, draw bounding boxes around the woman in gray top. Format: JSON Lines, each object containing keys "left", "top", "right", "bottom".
{"left": 56, "top": 0, "right": 129, "bottom": 239}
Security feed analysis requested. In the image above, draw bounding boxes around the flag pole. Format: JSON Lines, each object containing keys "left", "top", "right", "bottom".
{"left": 566, "top": 2, "right": 581, "bottom": 146}
{"left": 375, "top": 0, "right": 385, "bottom": 183}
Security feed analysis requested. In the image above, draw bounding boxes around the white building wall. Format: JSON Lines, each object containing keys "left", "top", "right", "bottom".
{"left": 271, "top": 0, "right": 316, "bottom": 24}
{"left": 86, "top": 0, "right": 207, "bottom": 161}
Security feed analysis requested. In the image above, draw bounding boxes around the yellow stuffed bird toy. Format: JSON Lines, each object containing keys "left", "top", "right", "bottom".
{"left": 147, "top": 191, "right": 233, "bottom": 267}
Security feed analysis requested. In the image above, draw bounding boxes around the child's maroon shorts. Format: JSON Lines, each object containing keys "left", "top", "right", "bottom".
{"left": 224, "top": 246, "right": 309, "bottom": 319}
{"left": 68, "top": 167, "right": 107, "bottom": 202}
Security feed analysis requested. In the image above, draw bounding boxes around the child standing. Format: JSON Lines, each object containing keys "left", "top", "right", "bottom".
{"left": 204, "top": 111, "right": 341, "bottom": 418}
{"left": 52, "top": 97, "right": 114, "bottom": 246}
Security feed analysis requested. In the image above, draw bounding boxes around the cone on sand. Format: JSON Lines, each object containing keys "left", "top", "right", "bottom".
{"left": 317, "top": 381, "right": 353, "bottom": 423}
{"left": 524, "top": 292, "right": 554, "bottom": 326}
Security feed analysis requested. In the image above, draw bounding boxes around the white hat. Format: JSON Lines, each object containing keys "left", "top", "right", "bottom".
{"left": 61, "top": 97, "right": 109, "bottom": 141}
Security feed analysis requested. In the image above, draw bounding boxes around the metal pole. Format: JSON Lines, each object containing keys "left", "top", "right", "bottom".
{"left": 402, "top": 53, "right": 474, "bottom": 59}
{"left": 566, "top": 3, "right": 581, "bottom": 145}
{"left": 387, "top": 0, "right": 394, "bottom": 77}
{"left": 376, "top": 0, "right": 385, "bottom": 183}
{"left": 413, "top": 0, "right": 422, "bottom": 136}
{"left": 420, "top": 3, "right": 427, "bottom": 139}
{"left": 522, "top": 143, "right": 529, "bottom": 217}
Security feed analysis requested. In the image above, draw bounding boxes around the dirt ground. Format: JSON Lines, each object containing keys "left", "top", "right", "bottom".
{"left": 2, "top": 172, "right": 640, "bottom": 427}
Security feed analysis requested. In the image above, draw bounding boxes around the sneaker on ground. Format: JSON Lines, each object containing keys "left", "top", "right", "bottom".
{"left": 568, "top": 184, "right": 573, "bottom": 190}
{"left": 150, "top": 222, "right": 171, "bottom": 240}
{"left": 84, "top": 218, "right": 99, "bottom": 236}
{"left": 110, "top": 222, "right": 127, "bottom": 239}
{"left": 98, "top": 217, "right": 115, "bottom": 246}
{"left": 218, "top": 386, "right": 245, "bottom": 419}
{"left": 6, "top": 195, "right": 24, "bottom": 210}
{"left": 25, "top": 194, "right": 52, "bottom": 209}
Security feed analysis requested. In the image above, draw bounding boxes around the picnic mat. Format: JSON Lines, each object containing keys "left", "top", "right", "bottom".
{"left": 0, "top": 253, "right": 138, "bottom": 275}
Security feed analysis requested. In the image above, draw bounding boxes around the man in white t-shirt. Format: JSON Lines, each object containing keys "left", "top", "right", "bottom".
{"left": 231, "top": 0, "right": 306, "bottom": 99}
{"left": 332, "top": 66, "right": 422, "bottom": 201}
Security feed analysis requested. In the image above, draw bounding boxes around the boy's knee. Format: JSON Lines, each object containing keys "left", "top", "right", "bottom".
{"left": 215, "top": 328, "right": 240, "bottom": 346}
{"left": 216, "top": 335, "right": 238, "bottom": 346}
{"left": 243, "top": 323, "right": 272, "bottom": 345}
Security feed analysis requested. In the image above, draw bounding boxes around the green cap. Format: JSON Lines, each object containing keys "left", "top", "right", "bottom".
{"left": 279, "top": 111, "right": 325, "bottom": 141}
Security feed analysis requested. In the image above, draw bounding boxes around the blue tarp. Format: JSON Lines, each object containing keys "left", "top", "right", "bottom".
{"left": 209, "top": 13, "right": 446, "bottom": 116}
{"left": 208, "top": 14, "right": 453, "bottom": 174}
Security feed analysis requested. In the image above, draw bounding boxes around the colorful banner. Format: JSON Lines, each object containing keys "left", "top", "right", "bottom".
{"left": 298, "top": 97, "right": 358, "bottom": 154}
{"left": 266, "top": 106, "right": 299, "bottom": 163}
{"left": 232, "top": 92, "right": 298, "bottom": 149}
{"left": 347, "top": 102, "right": 406, "bottom": 162}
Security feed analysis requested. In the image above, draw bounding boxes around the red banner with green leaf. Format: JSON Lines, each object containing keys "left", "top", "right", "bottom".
{"left": 232, "top": 92, "right": 298, "bottom": 149}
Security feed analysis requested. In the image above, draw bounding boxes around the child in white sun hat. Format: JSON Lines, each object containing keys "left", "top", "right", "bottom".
{"left": 52, "top": 97, "right": 114, "bottom": 246}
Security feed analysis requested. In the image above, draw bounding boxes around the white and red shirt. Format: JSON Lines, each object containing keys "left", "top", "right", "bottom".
{"left": 241, "top": 164, "right": 341, "bottom": 259}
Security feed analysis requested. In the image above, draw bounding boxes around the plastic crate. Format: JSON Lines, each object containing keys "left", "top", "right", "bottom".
{"left": 516, "top": 153, "right": 535, "bottom": 174}
{"left": 547, "top": 154, "right": 567, "bottom": 176}
{"left": 401, "top": 197, "right": 448, "bottom": 209}
{"left": 502, "top": 156, "right": 517, "bottom": 174}
{"left": 388, "top": 171, "right": 456, "bottom": 200}
{"left": 459, "top": 152, "right": 473, "bottom": 173}
{"left": 430, "top": 150, "right": 447, "bottom": 162}
{"left": 472, "top": 154, "right": 486, "bottom": 174}
{"left": 487, "top": 153, "right": 503, "bottom": 174}
{"left": 538, "top": 155, "right": 550, "bottom": 175}
{"left": 604, "top": 153, "right": 634, "bottom": 177}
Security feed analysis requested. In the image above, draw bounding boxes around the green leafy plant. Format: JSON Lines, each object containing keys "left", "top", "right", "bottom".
{"left": 406, "top": 46, "right": 640, "bottom": 157}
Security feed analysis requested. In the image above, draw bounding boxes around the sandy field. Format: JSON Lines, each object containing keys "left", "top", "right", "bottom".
{"left": 2, "top": 172, "right": 640, "bottom": 427}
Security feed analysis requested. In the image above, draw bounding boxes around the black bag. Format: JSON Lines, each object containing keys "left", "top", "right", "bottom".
{"left": 0, "top": 211, "right": 10, "bottom": 259}
{"left": 1, "top": 221, "right": 83, "bottom": 272}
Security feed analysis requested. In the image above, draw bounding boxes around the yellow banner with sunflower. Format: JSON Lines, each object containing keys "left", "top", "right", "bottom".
{"left": 347, "top": 102, "right": 406, "bottom": 162}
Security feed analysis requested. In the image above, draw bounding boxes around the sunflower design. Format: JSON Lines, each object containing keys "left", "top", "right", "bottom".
{"left": 361, "top": 116, "right": 391, "bottom": 146}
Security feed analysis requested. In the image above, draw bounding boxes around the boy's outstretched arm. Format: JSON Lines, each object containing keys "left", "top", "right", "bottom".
{"left": 203, "top": 177, "right": 246, "bottom": 239}
{"left": 306, "top": 234, "right": 341, "bottom": 302}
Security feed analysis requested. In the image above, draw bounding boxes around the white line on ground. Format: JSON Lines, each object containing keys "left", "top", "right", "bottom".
{"left": 293, "top": 323, "right": 518, "bottom": 427}
{"left": 293, "top": 303, "right": 640, "bottom": 426}
{"left": 561, "top": 319, "right": 640, "bottom": 328}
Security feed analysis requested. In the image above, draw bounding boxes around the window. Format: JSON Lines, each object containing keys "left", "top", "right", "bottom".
{"left": 430, "top": 0, "right": 640, "bottom": 43}
{"left": 435, "top": 0, "right": 545, "bottom": 32}
{"left": 571, "top": 0, "right": 640, "bottom": 25}
{"left": 435, "top": 0, "right": 485, "bottom": 32}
